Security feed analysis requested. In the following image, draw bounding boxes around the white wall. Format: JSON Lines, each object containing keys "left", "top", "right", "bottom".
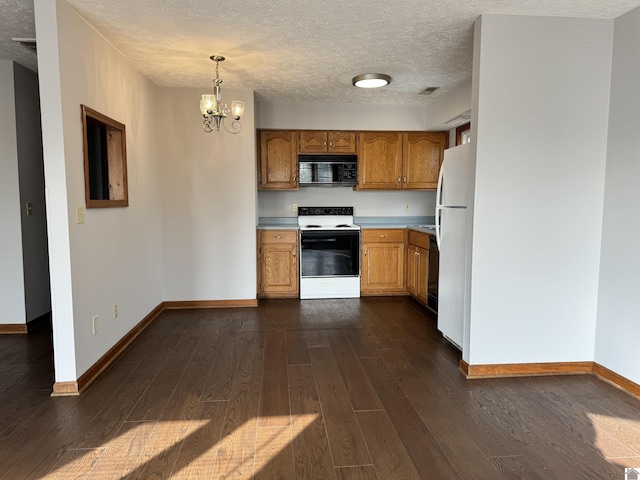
{"left": 595, "top": 6, "right": 640, "bottom": 385}
{"left": 424, "top": 77, "right": 472, "bottom": 131}
{"left": 259, "top": 189, "right": 435, "bottom": 219}
{"left": 35, "top": 0, "right": 164, "bottom": 380}
{"left": 256, "top": 101, "right": 427, "bottom": 131}
{"left": 0, "top": 61, "right": 26, "bottom": 326}
{"left": 256, "top": 100, "right": 437, "bottom": 218}
{"left": 14, "top": 63, "right": 51, "bottom": 323}
{"left": 467, "top": 15, "right": 613, "bottom": 365}
{"left": 158, "top": 88, "right": 257, "bottom": 302}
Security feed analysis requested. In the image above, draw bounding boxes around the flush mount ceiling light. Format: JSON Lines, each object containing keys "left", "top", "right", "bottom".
{"left": 200, "top": 55, "right": 244, "bottom": 134}
{"left": 352, "top": 73, "right": 391, "bottom": 89}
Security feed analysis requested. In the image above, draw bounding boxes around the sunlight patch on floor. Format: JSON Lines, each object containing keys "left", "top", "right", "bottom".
{"left": 44, "top": 414, "right": 320, "bottom": 479}
{"left": 587, "top": 412, "right": 640, "bottom": 459}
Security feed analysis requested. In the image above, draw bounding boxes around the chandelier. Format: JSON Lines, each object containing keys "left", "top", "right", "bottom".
{"left": 200, "top": 55, "right": 244, "bottom": 134}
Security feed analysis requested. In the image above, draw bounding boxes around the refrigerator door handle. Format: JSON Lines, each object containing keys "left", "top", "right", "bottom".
{"left": 435, "top": 206, "right": 442, "bottom": 250}
{"left": 436, "top": 159, "right": 445, "bottom": 208}
{"left": 435, "top": 160, "right": 446, "bottom": 249}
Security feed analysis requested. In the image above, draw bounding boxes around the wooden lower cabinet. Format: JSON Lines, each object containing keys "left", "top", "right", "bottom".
{"left": 406, "top": 230, "right": 429, "bottom": 304}
{"left": 361, "top": 229, "right": 406, "bottom": 295}
{"left": 258, "top": 229, "right": 299, "bottom": 298}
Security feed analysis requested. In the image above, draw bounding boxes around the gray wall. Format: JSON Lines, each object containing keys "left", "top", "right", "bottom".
{"left": 467, "top": 15, "right": 613, "bottom": 365}
{"left": 0, "top": 61, "right": 49, "bottom": 326}
{"left": 14, "top": 63, "right": 51, "bottom": 322}
{"left": 0, "top": 61, "right": 25, "bottom": 325}
{"left": 595, "top": 5, "right": 640, "bottom": 384}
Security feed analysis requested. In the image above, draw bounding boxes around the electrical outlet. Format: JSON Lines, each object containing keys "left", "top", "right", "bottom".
{"left": 92, "top": 315, "right": 99, "bottom": 335}
{"left": 292, "top": 203, "right": 298, "bottom": 212}
{"left": 405, "top": 203, "right": 410, "bottom": 211}
{"left": 113, "top": 304, "right": 118, "bottom": 319}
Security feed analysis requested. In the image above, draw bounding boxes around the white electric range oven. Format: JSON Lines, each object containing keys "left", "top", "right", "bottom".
{"left": 297, "top": 206, "right": 360, "bottom": 299}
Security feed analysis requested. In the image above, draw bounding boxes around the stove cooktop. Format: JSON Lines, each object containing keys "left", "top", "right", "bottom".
{"left": 299, "top": 224, "right": 361, "bottom": 231}
{"left": 297, "top": 206, "right": 359, "bottom": 231}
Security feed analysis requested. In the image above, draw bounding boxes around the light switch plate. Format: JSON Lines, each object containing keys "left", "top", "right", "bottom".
{"left": 76, "top": 205, "right": 85, "bottom": 224}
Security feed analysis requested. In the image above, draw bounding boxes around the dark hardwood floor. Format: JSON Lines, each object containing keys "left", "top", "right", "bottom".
{"left": 1, "top": 297, "right": 639, "bottom": 479}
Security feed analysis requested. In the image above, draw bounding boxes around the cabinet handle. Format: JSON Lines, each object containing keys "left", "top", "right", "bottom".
{"left": 293, "top": 252, "right": 296, "bottom": 257}
{"left": 324, "top": 141, "right": 327, "bottom": 146}
{"left": 329, "top": 141, "right": 333, "bottom": 147}
{"left": 380, "top": 234, "right": 387, "bottom": 238}
{"left": 398, "top": 176, "right": 401, "bottom": 183}
{"left": 293, "top": 175, "right": 297, "bottom": 183}
{"left": 275, "top": 235, "right": 283, "bottom": 239}
{"left": 364, "top": 250, "right": 367, "bottom": 256}
{"left": 403, "top": 176, "right": 407, "bottom": 183}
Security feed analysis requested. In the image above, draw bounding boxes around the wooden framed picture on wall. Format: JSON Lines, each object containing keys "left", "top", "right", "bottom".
{"left": 81, "top": 105, "right": 129, "bottom": 208}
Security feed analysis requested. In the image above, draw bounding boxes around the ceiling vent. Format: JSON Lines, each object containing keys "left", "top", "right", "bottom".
{"left": 12, "top": 38, "right": 37, "bottom": 54}
{"left": 419, "top": 87, "right": 439, "bottom": 95}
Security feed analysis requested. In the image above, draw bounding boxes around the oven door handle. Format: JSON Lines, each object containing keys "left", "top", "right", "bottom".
{"left": 301, "top": 238, "right": 338, "bottom": 243}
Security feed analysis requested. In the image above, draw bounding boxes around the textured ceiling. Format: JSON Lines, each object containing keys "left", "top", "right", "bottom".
{"left": 0, "top": 0, "right": 37, "bottom": 71}
{"left": 2, "top": 0, "right": 640, "bottom": 104}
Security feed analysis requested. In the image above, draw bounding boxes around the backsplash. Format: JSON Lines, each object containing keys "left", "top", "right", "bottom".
{"left": 257, "top": 188, "right": 437, "bottom": 218}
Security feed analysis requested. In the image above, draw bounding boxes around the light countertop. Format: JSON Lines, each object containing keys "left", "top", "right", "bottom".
{"left": 257, "top": 216, "right": 437, "bottom": 235}
{"left": 407, "top": 225, "right": 437, "bottom": 236}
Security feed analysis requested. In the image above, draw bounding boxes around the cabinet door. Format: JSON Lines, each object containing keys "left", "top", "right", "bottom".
{"left": 259, "top": 231, "right": 299, "bottom": 298}
{"left": 298, "top": 131, "right": 328, "bottom": 153}
{"left": 416, "top": 246, "right": 429, "bottom": 304}
{"left": 406, "top": 244, "right": 418, "bottom": 297}
{"left": 357, "top": 132, "right": 403, "bottom": 189}
{"left": 402, "top": 132, "right": 447, "bottom": 189}
{"left": 362, "top": 242, "right": 405, "bottom": 294}
{"left": 328, "top": 131, "right": 357, "bottom": 153}
{"left": 258, "top": 130, "right": 298, "bottom": 190}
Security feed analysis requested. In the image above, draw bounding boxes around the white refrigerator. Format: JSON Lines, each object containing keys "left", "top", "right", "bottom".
{"left": 435, "top": 143, "right": 472, "bottom": 350}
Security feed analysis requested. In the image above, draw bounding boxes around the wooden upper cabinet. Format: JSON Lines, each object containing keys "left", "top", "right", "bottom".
{"left": 298, "top": 131, "right": 357, "bottom": 154}
{"left": 357, "top": 132, "right": 403, "bottom": 189}
{"left": 257, "top": 129, "right": 445, "bottom": 191}
{"left": 402, "top": 132, "right": 448, "bottom": 189}
{"left": 258, "top": 130, "right": 298, "bottom": 190}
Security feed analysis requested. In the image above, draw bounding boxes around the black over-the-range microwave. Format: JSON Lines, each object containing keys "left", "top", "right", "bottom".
{"left": 298, "top": 155, "right": 357, "bottom": 187}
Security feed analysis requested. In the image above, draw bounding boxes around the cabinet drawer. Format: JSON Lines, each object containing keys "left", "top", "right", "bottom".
{"left": 407, "top": 230, "right": 430, "bottom": 249}
{"left": 362, "top": 229, "right": 404, "bottom": 243}
{"left": 260, "top": 230, "right": 298, "bottom": 244}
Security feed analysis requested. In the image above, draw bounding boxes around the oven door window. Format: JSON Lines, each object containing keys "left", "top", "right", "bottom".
{"left": 300, "top": 231, "right": 360, "bottom": 277}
